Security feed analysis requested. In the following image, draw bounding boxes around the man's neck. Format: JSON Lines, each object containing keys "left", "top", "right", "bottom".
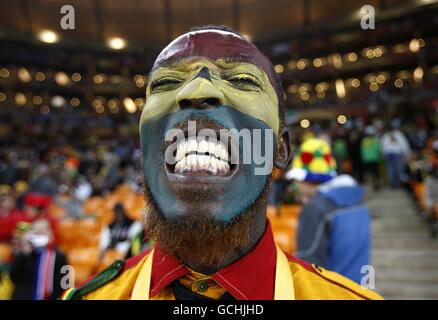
{"left": 184, "top": 212, "right": 268, "bottom": 275}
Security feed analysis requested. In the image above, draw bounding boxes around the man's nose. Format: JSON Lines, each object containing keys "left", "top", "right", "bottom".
{"left": 176, "top": 76, "right": 225, "bottom": 110}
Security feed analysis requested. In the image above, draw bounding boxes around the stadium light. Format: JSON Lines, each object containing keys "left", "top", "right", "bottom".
{"left": 300, "top": 119, "right": 310, "bottom": 128}
{"left": 108, "top": 37, "right": 126, "bottom": 50}
{"left": 335, "top": 79, "right": 346, "bottom": 98}
{"left": 15, "top": 92, "right": 27, "bottom": 106}
{"left": 38, "top": 30, "right": 59, "bottom": 44}
{"left": 18, "top": 68, "right": 31, "bottom": 82}
{"left": 274, "top": 64, "right": 284, "bottom": 74}
{"left": 55, "top": 72, "right": 71, "bottom": 86}
{"left": 0, "top": 68, "right": 10, "bottom": 78}
{"left": 35, "top": 72, "right": 45, "bottom": 81}
{"left": 337, "top": 115, "right": 347, "bottom": 124}
{"left": 123, "top": 97, "right": 137, "bottom": 113}
{"left": 413, "top": 66, "right": 424, "bottom": 82}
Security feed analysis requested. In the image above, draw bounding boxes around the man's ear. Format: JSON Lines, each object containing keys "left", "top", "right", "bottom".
{"left": 274, "top": 126, "right": 292, "bottom": 170}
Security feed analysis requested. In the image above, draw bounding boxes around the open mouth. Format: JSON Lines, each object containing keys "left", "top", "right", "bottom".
{"left": 166, "top": 135, "right": 237, "bottom": 178}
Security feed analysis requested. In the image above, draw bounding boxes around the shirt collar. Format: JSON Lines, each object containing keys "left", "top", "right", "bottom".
{"left": 149, "top": 221, "right": 277, "bottom": 300}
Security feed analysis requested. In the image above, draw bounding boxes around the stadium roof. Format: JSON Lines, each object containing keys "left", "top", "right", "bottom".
{"left": 0, "top": 0, "right": 435, "bottom": 49}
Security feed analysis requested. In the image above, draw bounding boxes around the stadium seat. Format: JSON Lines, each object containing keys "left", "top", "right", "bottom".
{"left": 268, "top": 204, "right": 301, "bottom": 255}
{"left": 83, "top": 197, "right": 104, "bottom": 216}
{"left": 67, "top": 246, "right": 99, "bottom": 266}
{"left": 97, "top": 248, "right": 126, "bottom": 273}
{"left": 272, "top": 225, "right": 296, "bottom": 255}
{"left": 67, "top": 246, "right": 100, "bottom": 285}
{"left": 266, "top": 205, "right": 279, "bottom": 219}
{"left": 48, "top": 204, "right": 67, "bottom": 219}
{"left": 413, "top": 182, "right": 426, "bottom": 210}
{"left": 280, "top": 204, "right": 301, "bottom": 219}
{"left": 57, "top": 217, "right": 102, "bottom": 250}
{"left": 0, "top": 243, "right": 12, "bottom": 263}
{"left": 72, "top": 264, "right": 96, "bottom": 286}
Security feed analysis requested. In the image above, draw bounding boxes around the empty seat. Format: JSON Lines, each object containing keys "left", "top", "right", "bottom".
{"left": 0, "top": 243, "right": 12, "bottom": 263}
{"left": 97, "top": 248, "right": 126, "bottom": 273}
{"left": 280, "top": 204, "right": 301, "bottom": 219}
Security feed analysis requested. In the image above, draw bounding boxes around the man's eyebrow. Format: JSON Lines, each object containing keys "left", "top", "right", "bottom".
{"left": 154, "top": 56, "right": 254, "bottom": 70}
{"left": 148, "top": 57, "right": 263, "bottom": 82}
{"left": 147, "top": 59, "right": 185, "bottom": 83}
{"left": 215, "top": 56, "right": 253, "bottom": 65}
{"left": 152, "top": 58, "right": 184, "bottom": 70}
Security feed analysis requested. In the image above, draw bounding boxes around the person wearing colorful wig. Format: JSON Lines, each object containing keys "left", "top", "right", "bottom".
{"left": 62, "top": 26, "right": 381, "bottom": 300}
{"left": 287, "top": 137, "right": 372, "bottom": 284}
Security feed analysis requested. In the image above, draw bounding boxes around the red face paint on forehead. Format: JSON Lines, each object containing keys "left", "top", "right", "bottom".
{"left": 152, "top": 29, "right": 283, "bottom": 101}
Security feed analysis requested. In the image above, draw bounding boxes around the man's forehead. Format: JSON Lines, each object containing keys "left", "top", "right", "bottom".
{"left": 149, "top": 28, "right": 283, "bottom": 101}
{"left": 152, "top": 57, "right": 264, "bottom": 72}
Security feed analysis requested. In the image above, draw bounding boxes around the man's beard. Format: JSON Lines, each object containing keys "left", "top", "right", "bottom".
{"left": 142, "top": 175, "right": 272, "bottom": 270}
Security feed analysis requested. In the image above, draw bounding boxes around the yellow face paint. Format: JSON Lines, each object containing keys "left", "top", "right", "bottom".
{"left": 141, "top": 58, "right": 280, "bottom": 135}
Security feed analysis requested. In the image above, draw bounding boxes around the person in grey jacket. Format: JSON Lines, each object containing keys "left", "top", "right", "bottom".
{"left": 287, "top": 138, "right": 371, "bottom": 284}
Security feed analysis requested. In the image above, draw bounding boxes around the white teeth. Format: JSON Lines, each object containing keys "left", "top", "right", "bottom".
{"left": 203, "top": 155, "right": 211, "bottom": 168}
{"left": 186, "top": 154, "right": 195, "bottom": 167}
{"left": 176, "top": 142, "right": 186, "bottom": 161}
{"left": 187, "top": 137, "right": 197, "bottom": 154}
{"left": 208, "top": 140, "right": 217, "bottom": 157}
{"left": 197, "top": 138, "right": 209, "bottom": 153}
{"left": 198, "top": 154, "right": 205, "bottom": 167}
{"left": 175, "top": 160, "right": 181, "bottom": 172}
{"left": 219, "top": 145, "right": 228, "bottom": 162}
{"left": 179, "top": 156, "right": 186, "bottom": 168}
{"left": 210, "top": 157, "right": 218, "bottom": 170}
{"left": 173, "top": 136, "right": 231, "bottom": 176}
{"left": 216, "top": 159, "right": 222, "bottom": 173}
{"left": 221, "top": 159, "right": 227, "bottom": 172}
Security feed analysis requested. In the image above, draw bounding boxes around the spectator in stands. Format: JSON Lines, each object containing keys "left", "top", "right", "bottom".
{"left": 13, "top": 180, "right": 29, "bottom": 210}
{"left": 74, "top": 176, "right": 93, "bottom": 202}
{"left": 332, "top": 131, "right": 349, "bottom": 174}
{"left": 0, "top": 186, "right": 27, "bottom": 242}
{"left": 348, "top": 128, "right": 364, "bottom": 183}
{"left": 29, "top": 165, "right": 58, "bottom": 197}
{"left": 9, "top": 218, "right": 68, "bottom": 300}
{"left": 57, "top": 185, "right": 83, "bottom": 220}
{"left": 380, "top": 121, "right": 411, "bottom": 188}
{"left": 1, "top": 191, "right": 59, "bottom": 243}
{"left": 287, "top": 138, "right": 371, "bottom": 284}
{"left": 100, "top": 203, "right": 142, "bottom": 257}
{"left": 361, "top": 125, "right": 381, "bottom": 191}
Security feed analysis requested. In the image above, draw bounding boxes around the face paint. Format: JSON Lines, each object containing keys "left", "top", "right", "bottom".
{"left": 140, "top": 106, "right": 275, "bottom": 222}
{"left": 140, "top": 29, "right": 282, "bottom": 223}
{"left": 152, "top": 29, "right": 283, "bottom": 102}
{"left": 142, "top": 58, "right": 280, "bottom": 135}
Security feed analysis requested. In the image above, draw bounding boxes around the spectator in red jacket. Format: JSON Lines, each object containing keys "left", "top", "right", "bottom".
{"left": 0, "top": 192, "right": 58, "bottom": 243}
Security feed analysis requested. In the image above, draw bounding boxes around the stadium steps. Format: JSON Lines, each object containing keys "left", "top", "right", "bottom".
{"left": 367, "top": 188, "right": 438, "bottom": 300}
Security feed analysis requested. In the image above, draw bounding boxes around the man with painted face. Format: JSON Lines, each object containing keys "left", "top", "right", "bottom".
{"left": 62, "top": 26, "right": 382, "bottom": 300}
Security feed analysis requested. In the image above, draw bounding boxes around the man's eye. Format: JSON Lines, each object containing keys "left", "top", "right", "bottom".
{"left": 226, "top": 74, "right": 262, "bottom": 90}
{"left": 150, "top": 77, "right": 182, "bottom": 92}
